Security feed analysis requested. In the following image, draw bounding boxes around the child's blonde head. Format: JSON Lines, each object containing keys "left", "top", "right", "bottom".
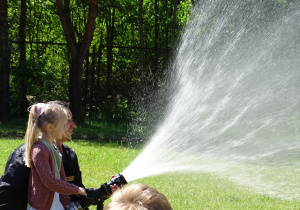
{"left": 24, "top": 103, "right": 68, "bottom": 167}
{"left": 104, "top": 183, "right": 173, "bottom": 210}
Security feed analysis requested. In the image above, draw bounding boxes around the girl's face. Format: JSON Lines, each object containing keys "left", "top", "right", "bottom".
{"left": 53, "top": 121, "right": 66, "bottom": 140}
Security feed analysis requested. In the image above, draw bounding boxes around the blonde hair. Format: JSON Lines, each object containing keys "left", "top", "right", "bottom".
{"left": 104, "top": 183, "right": 173, "bottom": 210}
{"left": 24, "top": 103, "right": 68, "bottom": 167}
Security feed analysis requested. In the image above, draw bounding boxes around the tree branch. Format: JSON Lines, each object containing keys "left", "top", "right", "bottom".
{"left": 79, "top": 0, "right": 98, "bottom": 56}
{"left": 55, "top": 0, "right": 77, "bottom": 55}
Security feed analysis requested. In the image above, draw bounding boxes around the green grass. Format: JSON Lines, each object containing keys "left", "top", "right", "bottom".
{"left": 1, "top": 139, "right": 300, "bottom": 210}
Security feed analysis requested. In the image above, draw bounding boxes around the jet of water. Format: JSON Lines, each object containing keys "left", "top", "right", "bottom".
{"left": 123, "top": 0, "right": 300, "bottom": 200}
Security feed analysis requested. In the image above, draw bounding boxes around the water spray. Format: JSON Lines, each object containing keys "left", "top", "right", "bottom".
{"left": 119, "top": 0, "right": 300, "bottom": 201}
{"left": 67, "top": 173, "right": 127, "bottom": 210}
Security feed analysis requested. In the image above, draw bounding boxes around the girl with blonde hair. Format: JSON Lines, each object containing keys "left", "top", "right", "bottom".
{"left": 24, "top": 102, "right": 86, "bottom": 210}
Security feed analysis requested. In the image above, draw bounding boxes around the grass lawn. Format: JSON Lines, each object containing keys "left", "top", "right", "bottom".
{"left": 1, "top": 138, "right": 300, "bottom": 209}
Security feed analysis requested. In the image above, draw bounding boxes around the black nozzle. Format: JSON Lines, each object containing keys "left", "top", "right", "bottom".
{"left": 107, "top": 173, "right": 128, "bottom": 187}
{"left": 101, "top": 173, "right": 127, "bottom": 195}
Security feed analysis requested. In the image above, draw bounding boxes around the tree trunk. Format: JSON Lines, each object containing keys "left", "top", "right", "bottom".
{"left": 106, "top": 7, "right": 115, "bottom": 91}
{"left": 19, "top": 0, "right": 28, "bottom": 116}
{"left": 171, "top": 0, "right": 178, "bottom": 50}
{"left": 165, "top": 0, "right": 169, "bottom": 53}
{"left": 69, "top": 55, "right": 84, "bottom": 123}
{"left": 89, "top": 45, "right": 96, "bottom": 117}
{"left": 138, "top": 0, "right": 145, "bottom": 97}
{"left": 0, "top": 0, "right": 10, "bottom": 122}
{"left": 56, "top": 0, "right": 98, "bottom": 123}
{"left": 154, "top": 0, "right": 159, "bottom": 89}
{"left": 84, "top": 49, "right": 89, "bottom": 115}
{"left": 96, "top": 45, "right": 102, "bottom": 115}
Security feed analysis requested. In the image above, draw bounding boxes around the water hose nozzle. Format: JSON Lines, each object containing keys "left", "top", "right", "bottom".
{"left": 107, "top": 173, "right": 128, "bottom": 187}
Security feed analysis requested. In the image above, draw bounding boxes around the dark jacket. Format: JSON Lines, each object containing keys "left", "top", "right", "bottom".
{"left": 61, "top": 144, "right": 104, "bottom": 210}
{"left": 61, "top": 144, "right": 85, "bottom": 202}
{"left": 0, "top": 143, "right": 86, "bottom": 210}
{"left": 0, "top": 144, "right": 29, "bottom": 210}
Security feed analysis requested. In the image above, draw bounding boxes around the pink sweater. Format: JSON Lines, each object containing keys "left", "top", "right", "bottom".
{"left": 28, "top": 141, "right": 79, "bottom": 210}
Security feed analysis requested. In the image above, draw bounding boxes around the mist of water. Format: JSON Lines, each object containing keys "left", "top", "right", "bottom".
{"left": 122, "top": 0, "right": 300, "bottom": 199}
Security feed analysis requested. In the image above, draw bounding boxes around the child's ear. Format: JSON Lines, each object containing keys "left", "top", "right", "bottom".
{"left": 46, "top": 123, "right": 53, "bottom": 132}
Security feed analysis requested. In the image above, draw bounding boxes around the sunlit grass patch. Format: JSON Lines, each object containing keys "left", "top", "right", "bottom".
{"left": 1, "top": 139, "right": 300, "bottom": 210}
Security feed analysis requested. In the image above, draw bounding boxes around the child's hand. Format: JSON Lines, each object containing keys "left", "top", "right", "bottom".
{"left": 78, "top": 187, "right": 87, "bottom": 196}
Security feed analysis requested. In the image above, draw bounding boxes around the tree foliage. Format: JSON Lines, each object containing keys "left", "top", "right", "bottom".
{"left": 3, "top": 0, "right": 296, "bottom": 124}
{"left": 1, "top": 0, "right": 193, "bottom": 123}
